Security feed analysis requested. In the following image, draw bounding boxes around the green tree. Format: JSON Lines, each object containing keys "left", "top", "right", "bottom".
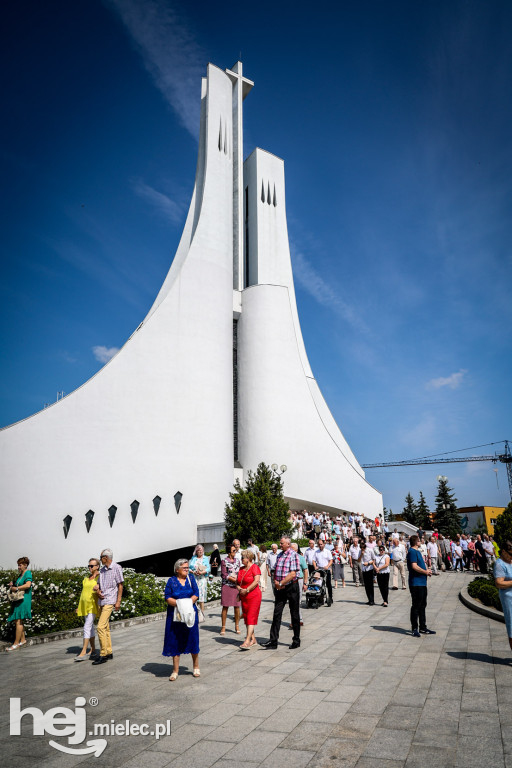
{"left": 493, "top": 501, "right": 512, "bottom": 550}
{"left": 402, "top": 493, "right": 417, "bottom": 525}
{"left": 416, "top": 491, "right": 432, "bottom": 530}
{"left": 386, "top": 508, "right": 396, "bottom": 522}
{"left": 434, "top": 477, "right": 462, "bottom": 538}
{"left": 224, "top": 462, "right": 292, "bottom": 547}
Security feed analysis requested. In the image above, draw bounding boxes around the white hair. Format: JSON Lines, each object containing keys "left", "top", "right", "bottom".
{"left": 101, "top": 548, "right": 113, "bottom": 560}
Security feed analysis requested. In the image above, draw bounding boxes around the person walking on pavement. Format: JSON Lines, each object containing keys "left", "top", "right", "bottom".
{"left": 359, "top": 543, "right": 376, "bottom": 605}
{"left": 313, "top": 538, "right": 333, "bottom": 606}
{"left": 288, "top": 542, "right": 308, "bottom": 629}
{"left": 261, "top": 536, "right": 301, "bottom": 650}
{"left": 390, "top": 536, "right": 407, "bottom": 590}
{"left": 304, "top": 539, "right": 316, "bottom": 577}
{"left": 406, "top": 534, "right": 435, "bottom": 638}
{"left": 92, "top": 548, "right": 123, "bottom": 664}
{"left": 349, "top": 537, "right": 362, "bottom": 587}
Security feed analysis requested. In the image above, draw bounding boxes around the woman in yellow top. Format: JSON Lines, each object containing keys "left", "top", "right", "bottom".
{"left": 75, "top": 557, "right": 100, "bottom": 661}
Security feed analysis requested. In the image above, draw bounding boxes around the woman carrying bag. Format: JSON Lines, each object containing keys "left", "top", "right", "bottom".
{"left": 189, "top": 544, "right": 210, "bottom": 615}
{"left": 163, "top": 559, "right": 200, "bottom": 681}
{"left": 374, "top": 544, "right": 391, "bottom": 607}
{"left": 6, "top": 556, "right": 32, "bottom": 651}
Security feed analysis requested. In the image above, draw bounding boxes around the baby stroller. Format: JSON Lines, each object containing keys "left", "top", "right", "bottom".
{"left": 305, "top": 569, "right": 328, "bottom": 609}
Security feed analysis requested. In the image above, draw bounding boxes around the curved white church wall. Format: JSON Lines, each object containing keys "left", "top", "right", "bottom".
{"left": 0, "top": 64, "right": 235, "bottom": 568}
{"left": 238, "top": 284, "right": 381, "bottom": 516}
{"left": 239, "top": 147, "right": 381, "bottom": 515}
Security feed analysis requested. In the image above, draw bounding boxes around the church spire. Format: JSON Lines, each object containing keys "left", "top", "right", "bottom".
{"left": 225, "top": 61, "right": 254, "bottom": 291}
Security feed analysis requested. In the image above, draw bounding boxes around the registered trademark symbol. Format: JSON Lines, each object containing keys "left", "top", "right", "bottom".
{"left": 89, "top": 696, "right": 99, "bottom": 707}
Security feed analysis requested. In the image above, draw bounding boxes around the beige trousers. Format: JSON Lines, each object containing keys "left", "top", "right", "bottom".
{"left": 392, "top": 560, "right": 406, "bottom": 588}
{"left": 96, "top": 604, "right": 114, "bottom": 655}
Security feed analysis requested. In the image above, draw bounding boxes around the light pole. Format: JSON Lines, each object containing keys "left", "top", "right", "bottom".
{"left": 271, "top": 463, "right": 287, "bottom": 483}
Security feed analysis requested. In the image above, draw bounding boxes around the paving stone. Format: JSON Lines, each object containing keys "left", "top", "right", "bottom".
{"left": 305, "top": 701, "right": 351, "bottom": 723}
{"left": 378, "top": 705, "right": 421, "bottom": 731}
{"left": 204, "top": 715, "right": 263, "bottom": 742}
{"left": 162, "top": 739, "right": 233, "bottom": 768}
{"left": 354, "top": 759, "right": 404, "bottom": 768}
{"left": 258, "top": 706, "right": 307, "bottom": 732}
{"left": 458, "top": 711, "right": 503, "bottom": 738}
{"left": 279, "top": 722, "right": 335, "bottom": 751}
{"left": 260, "top": 747, "right": 315, "bottom": 768}
{"left": 405, "top": 745, "right": 456, "bottom": 768}
{"left": 324, "top": 685, "right": 366, "bottom": 703}
{"left": 221, "top": 730, "right": 286, "bottom": 762}
{"left": 363, "top": 728, "right": 414, "bottom": 760}
{"left": 307, "top": 737, "right": 366, "bottom": 768}
{"left": 330, "top": 714, "right": 380, "bottom": 739}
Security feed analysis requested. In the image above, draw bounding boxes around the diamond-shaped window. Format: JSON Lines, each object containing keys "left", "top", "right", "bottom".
{"left": 108, "top": 505, "right": 117, "bottom": 528}
{"left": 85, "top": 510, "right": 95, "bottom": 533}
{"left": 153, "top": 495, "right": 162, "bottom": 516}
{"left": 63, "top": 515, "right": 72, "bottom": 539}
{"left": 174, "top": 491, "right": 183, "bottom": 514}
{"left": 130, "top": 500, "right": 139, "bottom": 523}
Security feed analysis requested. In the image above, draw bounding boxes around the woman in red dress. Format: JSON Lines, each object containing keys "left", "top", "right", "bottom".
{"left": 236, "top": 550, "right": 262, "bottom": 649}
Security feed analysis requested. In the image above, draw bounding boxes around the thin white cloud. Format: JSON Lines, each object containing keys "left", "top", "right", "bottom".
{"left": 426, "top": 369, "right": 468, "bottom": 390}
{"left": 291, "top": 248, "right": 369, "bottom": 334}
{"left": 105, "top": 0, "right": 204, "bottom": 138}
{"left": 92, "top": 345, "right": 119, "bottom": 364}
{"left": 131, "top": 179, "right": 184, "bottom": 224}
{"left": 400, "top": 414, "right": 438, "bottom": 449}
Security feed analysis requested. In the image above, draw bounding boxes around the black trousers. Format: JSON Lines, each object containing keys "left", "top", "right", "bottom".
{"left": 270, "top": 582, "right": 301, "bottom": 644}
{"left": 362, "top": 569, "right": 375, "bottom": 604}
{"left": 410, "top": 585, "right": 428, "bottom": 631}
{"left": 377, "top": 572, "right": 389, "bottom": 603}
{"left": 324, "top": 569, "right": 333, "bottom": 602}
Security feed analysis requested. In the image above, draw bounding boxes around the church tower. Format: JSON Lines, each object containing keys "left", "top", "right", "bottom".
{"left": 0, "top": 62, "right": 381, "bottom": 568}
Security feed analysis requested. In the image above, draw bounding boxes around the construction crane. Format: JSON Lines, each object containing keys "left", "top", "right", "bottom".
{"left": 362, "top": 440, "right": 512, "bottom": 500}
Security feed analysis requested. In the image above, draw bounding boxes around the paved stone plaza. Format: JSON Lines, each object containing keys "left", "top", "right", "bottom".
{"left": 1, "top": 571, "right": 511, "bottom": 768}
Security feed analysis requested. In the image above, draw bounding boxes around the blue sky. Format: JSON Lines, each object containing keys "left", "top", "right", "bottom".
{"left": 1, "top": 0, "right": 511, "bottom": 514}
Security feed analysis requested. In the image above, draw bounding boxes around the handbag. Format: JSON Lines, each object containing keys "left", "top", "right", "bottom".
{"left": 197, "top": 607, "right": 205, "bottom": 623}
{"left": 8, "top": 585, "right": 24, "bottom": 603}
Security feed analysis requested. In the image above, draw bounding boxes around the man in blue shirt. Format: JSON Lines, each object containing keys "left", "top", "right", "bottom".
{"left": 406, "top": 534, "right": 435, "bottom": 638}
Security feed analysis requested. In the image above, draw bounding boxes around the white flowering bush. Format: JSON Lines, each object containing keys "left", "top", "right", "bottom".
{"left": 0, "top": 567, "right": 163, "bottom": 641}
{"left": 1, "top": 568, "right": 222, "bottom": 641}
{"left": 206, "top": 579, "right": 222, "bottom": 602}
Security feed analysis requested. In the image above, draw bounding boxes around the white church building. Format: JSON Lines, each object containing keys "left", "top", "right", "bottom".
{"left": 0, "top": 61, "right": 382, "bottom": 569}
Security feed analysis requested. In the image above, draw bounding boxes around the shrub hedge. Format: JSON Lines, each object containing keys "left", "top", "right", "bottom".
{"left": 467, "top": 575, "right": 502, "bottom": 612}
{"left": 0, "top": 568, "right": 222, "bottom": 642}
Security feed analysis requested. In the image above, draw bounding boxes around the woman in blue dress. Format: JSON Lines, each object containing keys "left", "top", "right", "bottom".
{"left": 494, "top": 540, "right": 512, "bottom": 654}
{"left": 163, "top": 558, "right": 200, "bottom": 681}
{"left": 6, "top": 556, "right": 32, "bottom": 651}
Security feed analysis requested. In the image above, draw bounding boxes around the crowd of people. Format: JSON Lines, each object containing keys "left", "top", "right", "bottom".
{"left": 5, "top": 513, "right": 512, "bottom": 677}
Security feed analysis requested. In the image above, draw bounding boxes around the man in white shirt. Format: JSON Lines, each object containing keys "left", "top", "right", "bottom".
{"left": 313, "top": 539, "right": 333, "bottom": 606}
{"left": 304, "top": 540, "right": 316, "bottom": 576}
{"left": 233, "top": 539, "right": 242, "bottom": 563}
{"left": 390, "top": 537, "right": 407, "bottom": 590}
{"left": 349, "top": 537, "right": 362, "bottom": 587}
{"left": 482, "top": 535, "right": 496, "bottom": 570}
{"left": 426, "top": 537, "right": 440, "bottom": 575}
{"left": 246, "top": 539, "right": 260, "bottom": 564}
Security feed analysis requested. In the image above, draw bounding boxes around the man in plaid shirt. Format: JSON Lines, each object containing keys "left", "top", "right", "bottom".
{"left": 92, "top": 548, "right": 123, "bottom": 665}
{"left": 261, "top": 536, "right": 302, "bottom": 649}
